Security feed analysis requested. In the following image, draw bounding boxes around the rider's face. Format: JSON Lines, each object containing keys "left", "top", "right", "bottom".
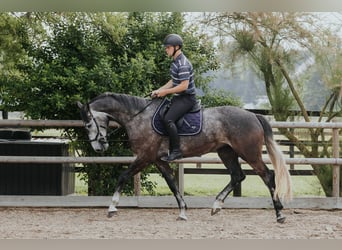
{"left": 165, "top": 45, "right": 175, "bottom": 57}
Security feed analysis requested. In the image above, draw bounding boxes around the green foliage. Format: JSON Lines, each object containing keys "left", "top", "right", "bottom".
{"left": 200, "top": 88, "right": 242, "bottom": 108}
{"left": 1, "top": 12, "right": 218, "bottom": 196}
{"left": 0, "top": 13, "right": 29, "bottom": 112}
{"left": 235, "top": 30, "right": 255, "bottom": 53}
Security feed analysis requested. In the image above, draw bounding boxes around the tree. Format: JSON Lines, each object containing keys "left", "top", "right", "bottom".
{"left": 0, "top": 13, "right": 29, "bottom": 118}
{"left": 2, "top": 12, "right": 219, "bottom": 195}
{"left": 203, "top": 12, "right": 342, "bottom": 196}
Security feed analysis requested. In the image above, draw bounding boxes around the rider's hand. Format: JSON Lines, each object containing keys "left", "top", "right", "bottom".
{"left": 151, "top": 90, "right": 159, "bottom": 98}
{"left": 151, "top": 89, "right": 167, "bottom": 98}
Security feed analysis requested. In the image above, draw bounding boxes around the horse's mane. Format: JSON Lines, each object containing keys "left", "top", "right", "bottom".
{"left": 89, "top": 92, "right": 149, "bottom": 112}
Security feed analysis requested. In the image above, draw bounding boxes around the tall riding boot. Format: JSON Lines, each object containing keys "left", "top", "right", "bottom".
{"left": 161, "top": 121, "right": 183, "bottom": 162}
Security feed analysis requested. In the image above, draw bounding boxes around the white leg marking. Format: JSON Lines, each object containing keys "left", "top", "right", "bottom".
{"left": 108, "top": 192, "right": 120, "bottom": 212}
{"left": 211, "top": 199, "right": 224, "bottom": 215}
{"left": 108, "top": 204, "right": 118, "bottom": 213}
{"left": 175, "top": 195, "right": 188, "bottom": 220}
{"left": 212, "top": 199, "right": 224, "bottom": 211}
{"left": 177, "top": 207, "right": 188, "bottom": 221}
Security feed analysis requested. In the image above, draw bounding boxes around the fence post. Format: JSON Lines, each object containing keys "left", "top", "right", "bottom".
{"left": 178, "top": 163, "right": 185, "bottom": 196}
{"left": 332, "top": 121, "right": 340, "bottom": 197}
{"left": 289, "top": 116, "right": 295, "bottom": 170}
{"left": 134, "top": 173, "right": 141, "bottom": 196}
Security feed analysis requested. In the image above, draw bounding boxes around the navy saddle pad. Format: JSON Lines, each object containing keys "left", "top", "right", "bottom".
{"left": 152, "top": 98, "right": 203, "bottom": 136}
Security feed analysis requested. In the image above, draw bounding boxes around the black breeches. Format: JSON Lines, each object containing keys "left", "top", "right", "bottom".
{"left": 162, "top": 94, "right": 197, "bottom": 124}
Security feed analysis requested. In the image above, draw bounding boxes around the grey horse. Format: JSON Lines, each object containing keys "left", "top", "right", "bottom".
{"left": 77, "top": 92, "right": 292, "bottom": 223}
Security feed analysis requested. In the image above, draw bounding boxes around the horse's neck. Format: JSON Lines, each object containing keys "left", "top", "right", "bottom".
{"left": 112, "top": 94, "right": 147, "bottom": 113}
{"left": 93, "top": 94, "right": 149, "bottom": 121}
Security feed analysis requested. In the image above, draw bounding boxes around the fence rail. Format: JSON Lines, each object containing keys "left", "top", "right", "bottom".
{"left": 0, "top": 119, "right": 341, "bottom": 199}
{"left": 0, "top": 119, "right": 119, "bottom": 128}
{"left": 0, "top": 155, "right": 342, "bottom": 165}
{"left": 1, "top": 119, "right": 342, "bottom": 128}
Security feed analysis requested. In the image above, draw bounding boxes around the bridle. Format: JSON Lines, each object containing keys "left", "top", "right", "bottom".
{"left": 86, "top": 104, "right": 108, "bottom": 145}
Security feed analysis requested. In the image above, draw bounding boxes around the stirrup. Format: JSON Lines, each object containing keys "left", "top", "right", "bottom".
{"left": 161, "top": 150, "right": 183, "bottom": 162}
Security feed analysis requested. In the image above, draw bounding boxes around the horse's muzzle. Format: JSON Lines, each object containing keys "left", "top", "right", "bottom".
{"left": 92, "top": 138, "right": 109, "bottom": 153}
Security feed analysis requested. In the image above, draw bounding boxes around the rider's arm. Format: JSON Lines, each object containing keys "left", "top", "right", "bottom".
{"left": 159, "top": 80, "right": 174, "bottom": 90}
{"left": 152, "top": 80, "right": 189, "bottom": 98}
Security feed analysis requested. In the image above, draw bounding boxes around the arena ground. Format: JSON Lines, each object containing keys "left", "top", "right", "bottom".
{"left": 0, "top": 207, "right": 341, "bottom": 239}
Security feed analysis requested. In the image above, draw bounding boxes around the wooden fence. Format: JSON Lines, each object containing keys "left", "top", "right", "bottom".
{"left": 0, "top": 119, "right": 341, "bottom": 208}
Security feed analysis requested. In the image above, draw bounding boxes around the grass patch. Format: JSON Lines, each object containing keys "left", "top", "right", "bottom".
{"left": 75, "top": 173, "right": 88, "bottom": 195}
{"left": 140, "top": 173, "right": 325, "bottom": 197}
{"left": 74, "top": 164, "right": 325, "bottom": 197}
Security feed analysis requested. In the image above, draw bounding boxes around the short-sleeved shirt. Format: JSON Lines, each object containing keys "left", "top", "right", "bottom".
{"left": 170, "top": 53, "right": 196, "bottom": 95}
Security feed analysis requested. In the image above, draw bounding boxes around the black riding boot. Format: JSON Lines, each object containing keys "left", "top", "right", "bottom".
{"left": 161, "top": 121, "right": 183, "bottom": 162}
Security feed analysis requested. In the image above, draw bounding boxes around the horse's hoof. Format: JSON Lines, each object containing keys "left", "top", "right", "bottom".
{"left": 176, "top": 215, "right": 188, "bottom": 221}
{"left": 211, "top": 207, "right": 221, "bottom": 216}
{"left": 107, "top": 211, "right": 118, "bottom": 218}
{"left": 277, "top": 215, "right": 286, "bottom": 223}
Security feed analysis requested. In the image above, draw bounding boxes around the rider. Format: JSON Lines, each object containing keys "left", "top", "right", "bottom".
{"left": 151, "top": 34, "right": 197, "bottom": 162}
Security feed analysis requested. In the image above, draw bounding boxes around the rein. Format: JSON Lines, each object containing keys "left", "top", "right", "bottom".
{"left": 130, "top": 96, "right": 157, "bottom": 119}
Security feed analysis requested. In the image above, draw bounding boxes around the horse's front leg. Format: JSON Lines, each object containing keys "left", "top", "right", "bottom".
{"left": 156, "top": 160, "right": 188, "bottom": 221}
{"left": 108, "top": 159, "right": 146, "bottom": 218}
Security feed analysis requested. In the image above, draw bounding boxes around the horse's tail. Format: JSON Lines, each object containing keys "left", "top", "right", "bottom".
{"left": 256, "top": 114, "right": 293, "bottom": 203}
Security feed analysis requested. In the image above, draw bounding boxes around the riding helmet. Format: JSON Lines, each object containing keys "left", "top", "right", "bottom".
{"left": 163, "top": 34, "right": 183, "bottom": 48}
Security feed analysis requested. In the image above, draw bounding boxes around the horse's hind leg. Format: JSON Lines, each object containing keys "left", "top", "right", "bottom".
{"left": 249, "top": 161, "right": 286, "bottom": 223}
{"left": 261, "top": 166, "right": 286, "bottom": 223}
{"left": 155, "top": 160, "right": 188, "bottom": 221}
{"left": 211, "top": 146, "right": 246, "bottom": 216}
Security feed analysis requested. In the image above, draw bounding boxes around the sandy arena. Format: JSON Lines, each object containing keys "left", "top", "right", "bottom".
{"left": 0, "top": 207, "right": 341, "bottom": 239}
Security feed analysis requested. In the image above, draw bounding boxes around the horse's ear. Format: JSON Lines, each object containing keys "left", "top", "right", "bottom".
{"left": 76, "top": 101, "right": 83, "bottom": 109}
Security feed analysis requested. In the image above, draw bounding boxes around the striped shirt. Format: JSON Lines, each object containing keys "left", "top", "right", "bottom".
{"left": 170, "top": 53, "right": 196, "bottom": 95}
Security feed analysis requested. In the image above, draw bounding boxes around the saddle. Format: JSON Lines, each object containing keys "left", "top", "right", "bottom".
{"left": 152, "top": 98, "right": 203, "bottom": 136}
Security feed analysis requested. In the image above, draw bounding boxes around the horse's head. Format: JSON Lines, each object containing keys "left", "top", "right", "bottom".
{"left": 77, "top": 101, "right": 110, "bottom": 153}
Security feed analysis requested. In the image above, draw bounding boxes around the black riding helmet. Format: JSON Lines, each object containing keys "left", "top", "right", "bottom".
{"left": 164, "top": 34, "right": 183, "bottom": 56}
{"left": 164, "top": 34, "right": 183, "bottom": 48}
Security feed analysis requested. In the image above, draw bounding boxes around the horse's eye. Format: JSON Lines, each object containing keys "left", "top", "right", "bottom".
{"left": 86, "top": 123, "right": 92, "bottom": 129}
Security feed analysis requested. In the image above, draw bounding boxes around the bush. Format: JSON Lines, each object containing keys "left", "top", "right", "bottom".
{"left": 200, "top": 88, "right": 242, "bottom": 108}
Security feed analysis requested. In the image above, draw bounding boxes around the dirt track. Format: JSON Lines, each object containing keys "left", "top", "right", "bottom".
{"left": 0, "top": 207, "right": 341, "bottom": 239}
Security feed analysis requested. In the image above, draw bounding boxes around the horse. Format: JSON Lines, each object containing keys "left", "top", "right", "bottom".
{"left": 77, "top": 92, "right": 292, "bottom": 223}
